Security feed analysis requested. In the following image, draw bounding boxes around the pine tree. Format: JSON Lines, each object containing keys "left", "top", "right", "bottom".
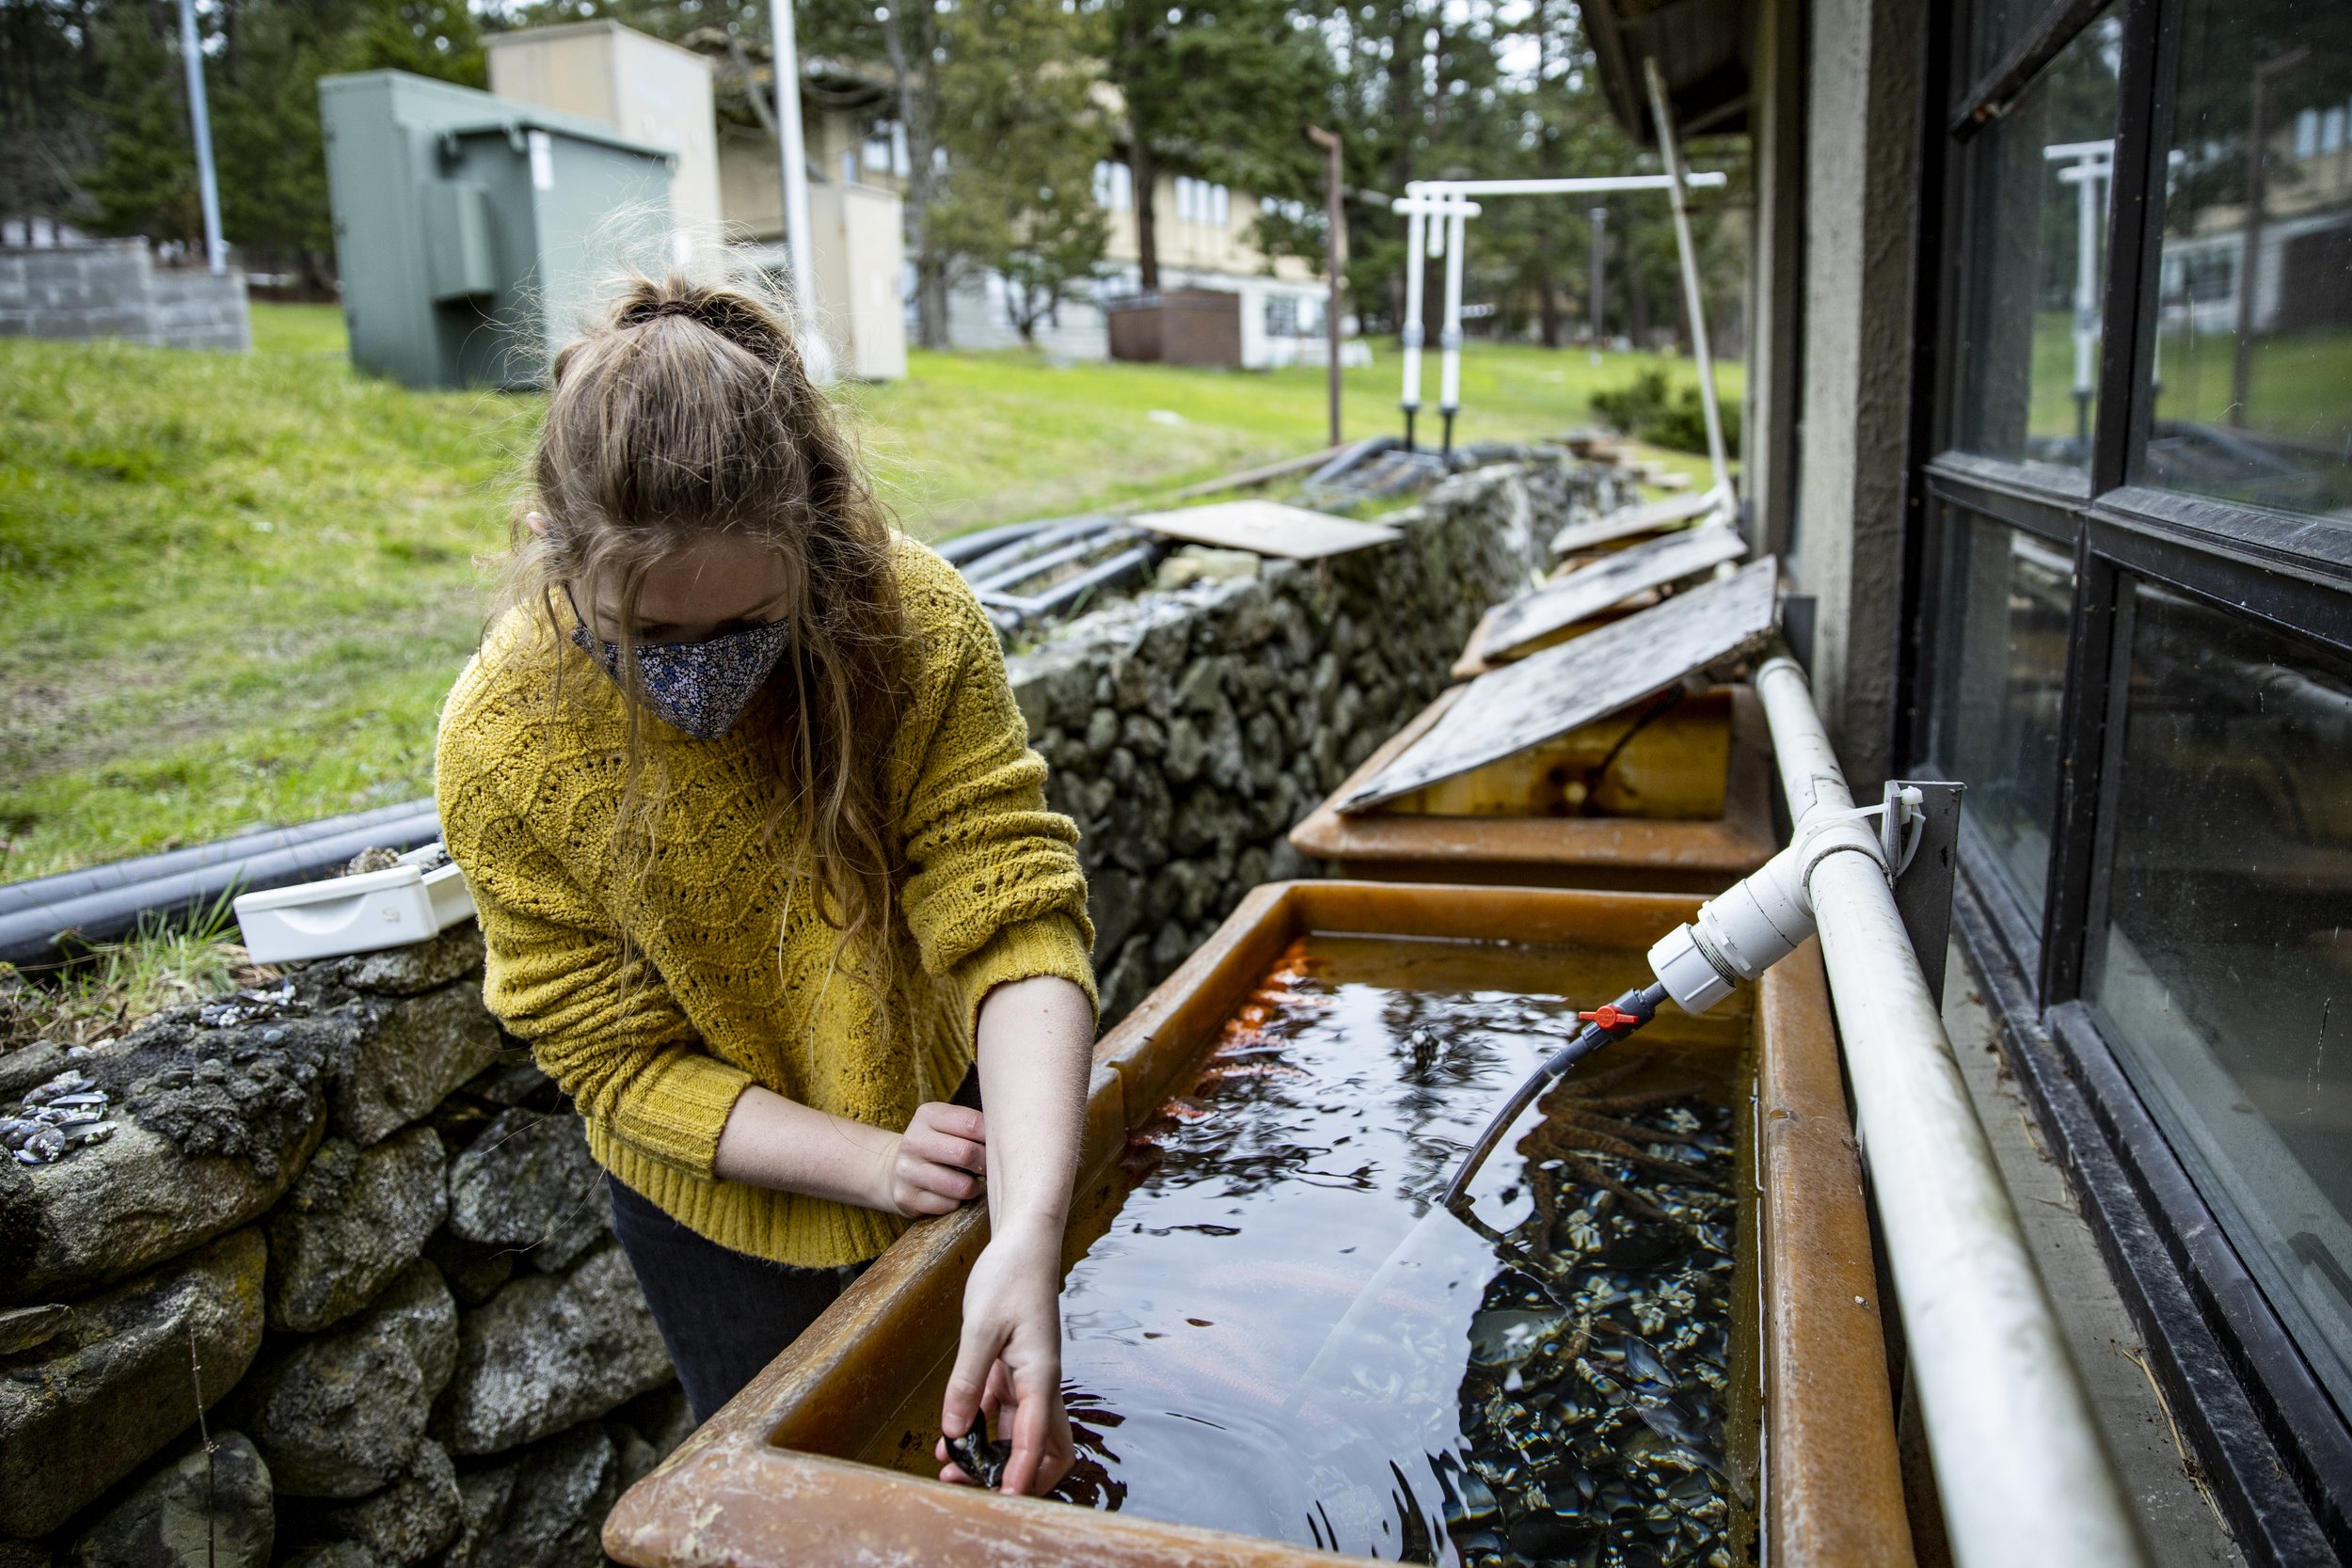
{"left": 927, "top": 0, "right": 1109, "bottom": 341}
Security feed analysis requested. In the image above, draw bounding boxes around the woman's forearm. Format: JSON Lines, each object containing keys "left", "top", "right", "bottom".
{"left": 711, "top": 1085, "right": 898, "bottom": 1208}
{"left": 708, "top": 973, "right": 1089, "bottom": 1225}
{"left": 972, "top": 974, "right": 1095, "bottom": 1236}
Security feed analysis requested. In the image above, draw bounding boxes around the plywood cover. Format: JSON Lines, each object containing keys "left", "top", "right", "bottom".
{"left": 1547, "top": 485, "right": 1728, "bottom": 556}
{"left": 1482, "top": 523, "right": 1748, "bottom": 661}
{"left": 1129, "top": 499, "right": 1401, "bottom": 559}
{"left": 1338, "top": 555, "right": 1777, "bottom": 812}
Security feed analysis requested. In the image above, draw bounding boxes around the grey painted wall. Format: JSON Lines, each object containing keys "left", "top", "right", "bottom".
{"left": 1789, "top": 0, "right": 1925, "bottom": 789}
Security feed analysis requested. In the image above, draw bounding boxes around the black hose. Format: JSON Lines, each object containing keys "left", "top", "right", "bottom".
{"left": 931, "top": 519, "right": 1051, "bottom": 565}
{"left": 1439, "top": 979, "right": 1670, "bottom": 1212}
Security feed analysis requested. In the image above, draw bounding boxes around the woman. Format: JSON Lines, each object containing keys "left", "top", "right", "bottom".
{"left": 436, "top": 273, "right": 1096, "bottom": 1497}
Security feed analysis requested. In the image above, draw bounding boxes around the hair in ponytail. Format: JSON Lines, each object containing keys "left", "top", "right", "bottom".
{"left": 496, "top": 269, "right": 909, "bottom": 978}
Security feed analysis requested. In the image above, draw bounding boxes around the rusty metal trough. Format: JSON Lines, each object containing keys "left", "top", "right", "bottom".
{"left": 604, "top": 881, "right": 1910, "bottom": 1568}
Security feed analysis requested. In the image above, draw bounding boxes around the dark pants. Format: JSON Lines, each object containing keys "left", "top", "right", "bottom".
{"left": 606, "top": 1069, "right": 982, "bottom": 1423}
{"left": 606, "top": 1175, "right": 865, "bottom": 1423}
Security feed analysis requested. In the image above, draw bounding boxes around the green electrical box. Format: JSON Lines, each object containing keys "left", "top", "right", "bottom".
{"left": 319, "top": 71, "right": 675, "bottom": 390}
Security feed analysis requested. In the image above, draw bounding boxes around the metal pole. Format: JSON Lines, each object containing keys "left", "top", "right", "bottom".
{"left": 1587, "top": 206, "right": 1607, "bottom": 367}
{"left": 1308, "top": 125, "right": 1344, "bottom": 448}
{"left": 1438, "top": 195, "right": 1468, "bottom": 455}
{"left": 1643, "top": 57, "right": 1729, "bottom": 498}
{"left": 2231, "top": 48, "right": 2308, "bottom": 427}
{"left": 1399, "top": 192, "right": 1426, "bottom": 451}
{"left": 1753, "top": 655, "right": 2151, "bottom": 1568}
{"left": 768, "top": 0, "right": 833, "bottom": 380}
{"left": 175, "top": 0, "right": 225, "bottom": 275}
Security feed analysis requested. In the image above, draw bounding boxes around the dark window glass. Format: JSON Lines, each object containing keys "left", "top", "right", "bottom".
{"left": 2142, "top": 0, "right": 2352, "bottom": 518}
{"left": 1931, "top": 512, "right": 2075, "bottom": 924}
{"left": 1969, "top": 0, "right": 2053, "bottom": 81}
{"left": 2087, "top": 581, "right": 2352, "bottom": 1415}
{"left": 1949, "top": 8, "right": 2125, "bottom": 480}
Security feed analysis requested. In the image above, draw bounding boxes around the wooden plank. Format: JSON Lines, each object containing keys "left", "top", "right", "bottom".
{"left": 1337, "top": 556, "right": 1779, "bottom": 813}
{"left": 1128, "top": 499, "right": 1400, "bottom": 560}
{"left": 1481, "top": 523, "right": 1748, "bottom": 663}
{"left": 1547, "top": 485, "right": 1728, "bottom": 556}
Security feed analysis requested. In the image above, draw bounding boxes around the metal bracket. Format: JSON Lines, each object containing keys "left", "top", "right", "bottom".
{"left": 1886, "top": 779, "right": 1966, "bottom": 1006}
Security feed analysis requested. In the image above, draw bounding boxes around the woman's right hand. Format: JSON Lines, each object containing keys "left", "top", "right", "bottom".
{"left": 881, "top": 1101, "right": 988, "bottom": 1217}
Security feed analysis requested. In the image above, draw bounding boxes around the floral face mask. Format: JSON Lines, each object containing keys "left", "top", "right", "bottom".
{"left": 567, "top": 594, "right": 792, "bottom": 741}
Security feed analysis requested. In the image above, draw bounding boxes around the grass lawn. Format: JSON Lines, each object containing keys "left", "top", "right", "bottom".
{"left": 0, "top": 302, "right": 1738, "bottom": 883}
{"left": 2026, "top": 310, "right": 2352, "bottom": 456}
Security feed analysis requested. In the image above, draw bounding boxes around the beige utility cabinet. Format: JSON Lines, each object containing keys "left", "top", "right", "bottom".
{"left": 807, "top": 182, "right": 908, "bottom": 381}
{"left": 485, "top": 21, "right": 723, "bottom": 260}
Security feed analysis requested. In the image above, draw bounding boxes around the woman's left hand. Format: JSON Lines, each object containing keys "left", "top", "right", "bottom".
{"left": 934, "top": 1216, "right": 1073, "bottom": 1495}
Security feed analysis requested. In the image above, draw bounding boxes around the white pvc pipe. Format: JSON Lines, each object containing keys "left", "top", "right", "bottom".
{"left": 1438, "top": 197, "right": 1468, "bottom": 420}
{"left": 1752, "top": 655, "right": 2149, "bottom": 1568}
{"left": 1399, "top": 198, "right": 1427, "bottom": 418}
{"left": 2059, "top": 157, "right": 2109, "bottom": 418}
{"left": 1643, "top": 58, "right": 1730, "bottom": 497}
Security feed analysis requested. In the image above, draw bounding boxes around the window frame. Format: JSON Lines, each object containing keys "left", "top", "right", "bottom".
{"left": 1905, "top": 0, "right": 2352, "bottom": 1555}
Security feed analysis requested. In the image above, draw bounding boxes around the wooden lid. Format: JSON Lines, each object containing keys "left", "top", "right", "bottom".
{"left": 1479, "top": 522, "right": 1748, "bottom": 665}
{"left": 1337, "top": 555, "right": 1779, "bottom": 813}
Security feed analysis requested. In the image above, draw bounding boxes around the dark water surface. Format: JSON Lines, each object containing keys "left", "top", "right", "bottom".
{"left": 1045, "top": 933, "right": 1756, "bottom": 1566}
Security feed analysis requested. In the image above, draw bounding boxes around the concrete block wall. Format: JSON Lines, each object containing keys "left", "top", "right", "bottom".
{"left": 0, "top": 239, "right": 252, "bottom": 351}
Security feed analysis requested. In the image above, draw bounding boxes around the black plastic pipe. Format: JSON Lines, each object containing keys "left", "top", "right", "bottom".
{"left": 930, "top": 518, "right": 1052, "bottom": 565}
{"left": 1438, "top": 980, "right": 1670, "bottom": 1212}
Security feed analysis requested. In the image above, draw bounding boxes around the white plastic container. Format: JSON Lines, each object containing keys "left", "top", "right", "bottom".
{"left": 233, "top": 843, "right": 475, "bottom": 964}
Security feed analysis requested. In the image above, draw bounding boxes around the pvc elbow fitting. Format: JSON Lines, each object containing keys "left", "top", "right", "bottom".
{"left": 1647, "top": 844, "right": 1819, "bottom": 1014}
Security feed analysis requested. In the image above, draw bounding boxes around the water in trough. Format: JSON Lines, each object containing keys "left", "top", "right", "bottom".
{"left": 1045, "top": 933, "right": 1756, "bottom": 1566}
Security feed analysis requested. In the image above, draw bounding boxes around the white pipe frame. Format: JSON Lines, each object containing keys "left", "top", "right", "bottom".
{"left": 1751, "top": 653, "right": 2150, "bottom": 1568}
{"left": 2047, "top": 140, "right": 2115, "bottom": 431}
{"left": 1390, "top": 157, "right": 1727, "bottom": 449}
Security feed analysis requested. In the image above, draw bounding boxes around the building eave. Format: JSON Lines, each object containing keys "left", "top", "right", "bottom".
{"left": 1581, "top": 0, "right": 1756, "bottom": 146}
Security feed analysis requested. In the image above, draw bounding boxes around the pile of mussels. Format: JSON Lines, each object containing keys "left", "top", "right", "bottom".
{"left": 1440, "top": 1092, "right": 1744, "bottom": 1568}
{"left": 2, "top": 1067, "right": 115, "bottom": 1164}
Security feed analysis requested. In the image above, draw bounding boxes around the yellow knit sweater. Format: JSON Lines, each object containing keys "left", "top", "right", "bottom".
{"left": 435, "top": 539, "right": 1096, "bottom": 1268}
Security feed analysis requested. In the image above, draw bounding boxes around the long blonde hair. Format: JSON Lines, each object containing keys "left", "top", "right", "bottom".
{"left": 498, "top": 270, "right": 910, "bottom": 974}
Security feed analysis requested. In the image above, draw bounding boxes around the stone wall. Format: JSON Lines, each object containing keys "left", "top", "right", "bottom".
{"left": 0, "top": 240, "right": 253, "bottom": 352}
{"left": 0, "top": 926, "right": 679, "bottom": 1568}
{"left": 0, "top": 452, "right": 1617, "bottom": 1567}
{"left": 1011, "top": 456, "right": 1620, "bottom": 1022}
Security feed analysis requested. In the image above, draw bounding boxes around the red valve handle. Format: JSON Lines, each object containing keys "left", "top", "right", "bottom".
{"left": 1579, "top": 1004, "right": 1643, "bottom": 1030}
